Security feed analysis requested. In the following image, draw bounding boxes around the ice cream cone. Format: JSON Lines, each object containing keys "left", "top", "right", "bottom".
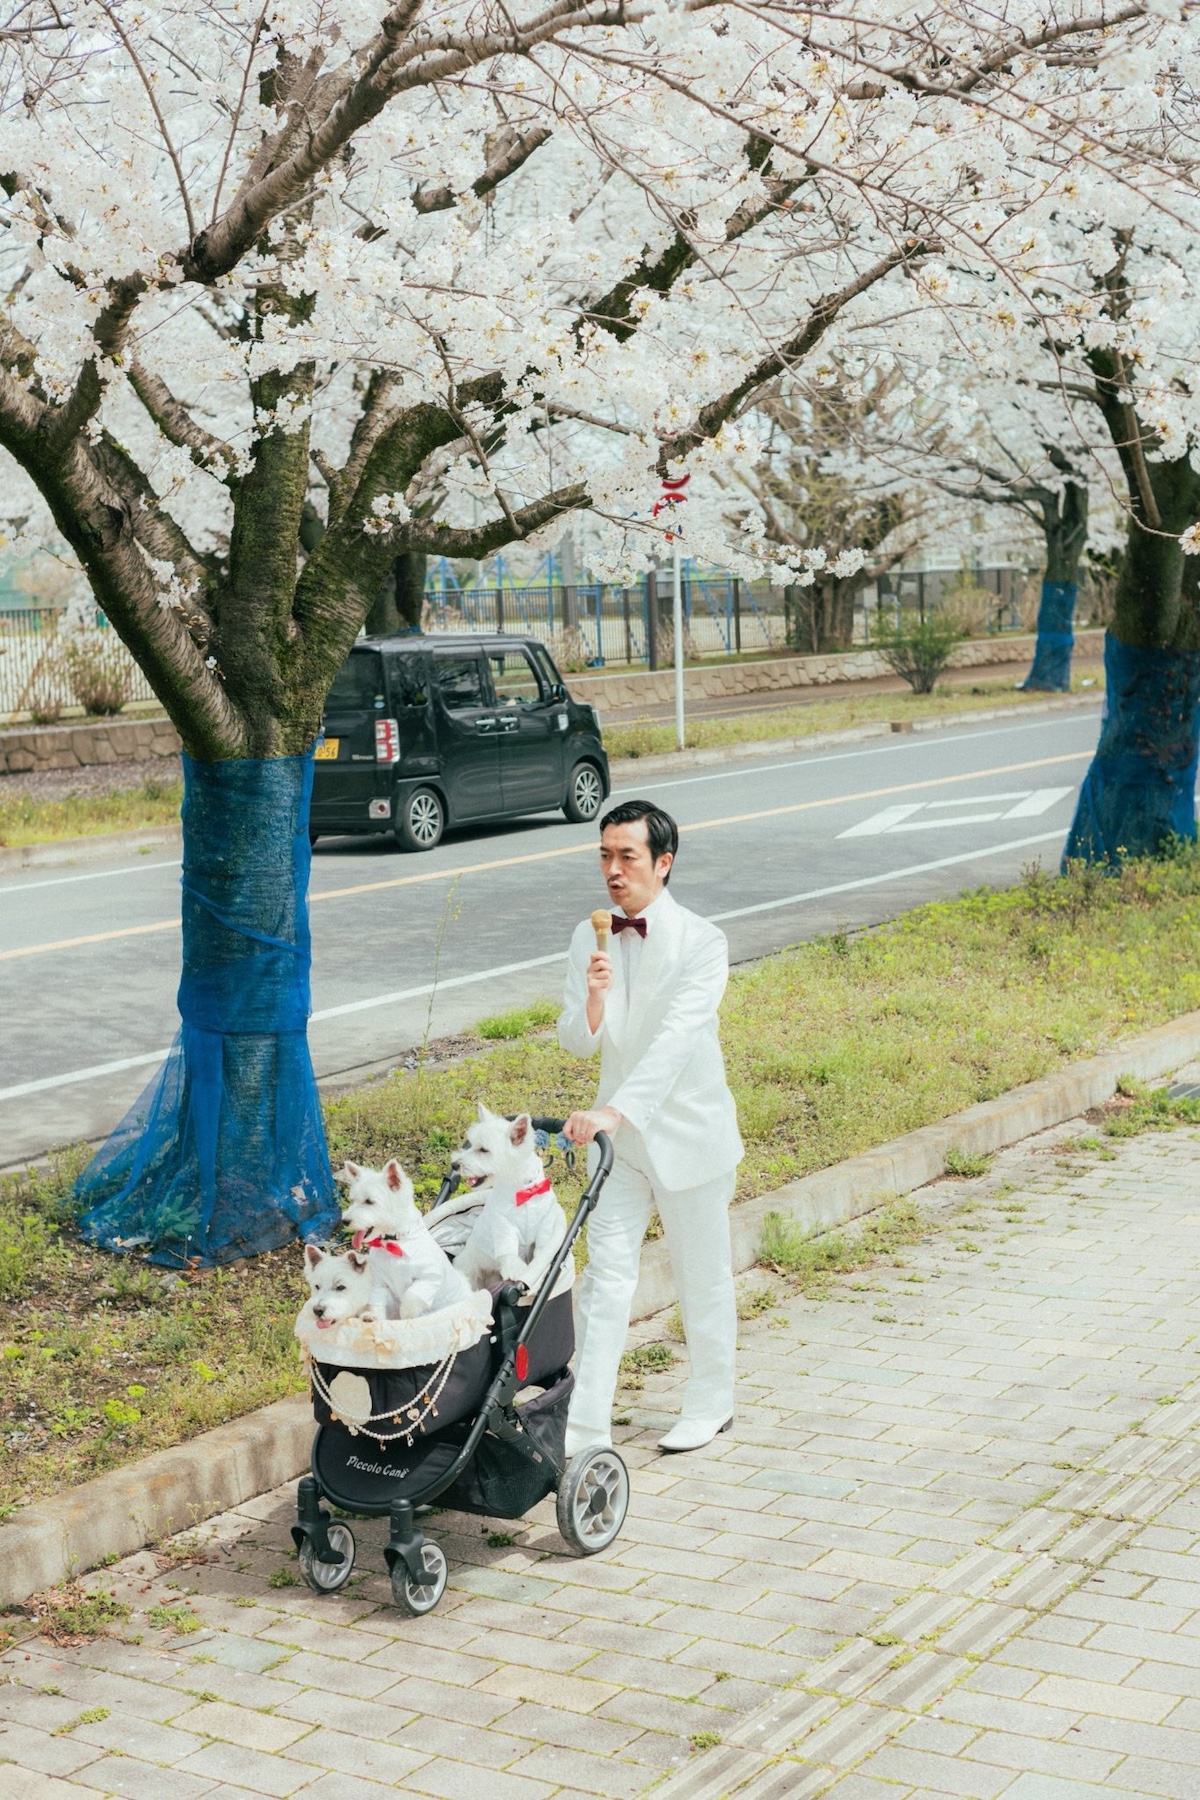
{"left": 591, "top": 908, "right": 612, "bottom": 951}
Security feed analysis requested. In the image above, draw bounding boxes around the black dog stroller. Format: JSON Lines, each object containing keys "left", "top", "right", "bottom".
{"left": 291, "top": 1122, "right": 627, "bottom": 1616}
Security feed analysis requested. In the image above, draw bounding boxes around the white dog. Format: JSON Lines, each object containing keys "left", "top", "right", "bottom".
{"left": 338, "top": 1158, "right": 471, "bottom": 1319}
{"left": 302, "top": 1243, "right": 375, "bottom": 1329}
{"left": 451, "top": 1107, "right": 566, "bottom": 1293}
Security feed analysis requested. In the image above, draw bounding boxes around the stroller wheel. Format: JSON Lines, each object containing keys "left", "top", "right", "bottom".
{"left": 557, "top": 1447, "right": 629, "bottom": 1555}
{"left": 391, "top": 1540, "right": 448, "bottom": 1616}
{"left": 298, "top": 1522, "right": 356, "bottom": 1594}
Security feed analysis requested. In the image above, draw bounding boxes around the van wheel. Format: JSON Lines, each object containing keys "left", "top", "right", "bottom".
{"left": 396, "top": 787, "right": 445, "bottom": 852}
{"left": 563, "top": 762, "right": 604, "bottom": 824}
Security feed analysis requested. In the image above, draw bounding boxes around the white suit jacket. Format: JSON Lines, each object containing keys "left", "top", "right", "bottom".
{"left": 558, "top": 889, "right": 743, "bottom": 1192}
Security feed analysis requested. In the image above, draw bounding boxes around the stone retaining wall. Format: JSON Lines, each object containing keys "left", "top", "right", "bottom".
{"left": 567, "top": 627, "right": 1104, "bottom": 714}
{"left": 0, "top": 714, "right": 181, "bottom": 776}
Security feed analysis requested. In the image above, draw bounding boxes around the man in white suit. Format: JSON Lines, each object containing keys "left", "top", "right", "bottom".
{"left": 560, "top": 799, "right": 743, "bottom": 1455}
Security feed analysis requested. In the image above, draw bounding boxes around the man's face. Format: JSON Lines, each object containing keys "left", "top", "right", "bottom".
{"left": 599, "top": 820, "right": 673, "bottom": 917}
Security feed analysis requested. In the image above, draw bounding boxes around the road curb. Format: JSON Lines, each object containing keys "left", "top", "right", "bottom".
{"left": 0, "top": 825, "right": 181, "bottom": 873}
{"left": 5, "top": 1002, "right": 1197, "bottom": 1608}
{"left": 0, "top": 694, "right": 1098, "bottom": 874}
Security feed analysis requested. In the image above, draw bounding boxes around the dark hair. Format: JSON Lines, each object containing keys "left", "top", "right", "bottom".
{"left": 599, "top": 799, "right": 679, "bottom": 881}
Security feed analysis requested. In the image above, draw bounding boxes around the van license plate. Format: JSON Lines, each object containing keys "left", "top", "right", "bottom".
{"left": 314, "top": 738, "right": 339, "bottom": 760}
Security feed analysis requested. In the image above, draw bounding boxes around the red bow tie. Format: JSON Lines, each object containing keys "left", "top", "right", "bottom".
{"left": 515, "top": 1177, "right": 552, "bottom": 1206}
{"left": 611, "top": 914, "right": 647, "bottom": 938}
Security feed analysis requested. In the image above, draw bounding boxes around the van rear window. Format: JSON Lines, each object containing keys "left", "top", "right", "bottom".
{"left": 326, "top": 651, "right": 385, "bottom": 712}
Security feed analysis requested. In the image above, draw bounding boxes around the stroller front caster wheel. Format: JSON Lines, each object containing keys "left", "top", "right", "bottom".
{"left": 391, "top": 1541, "right": 448, "bottom": 1616}
{"left": 298, "top": 1522, "right": 356, "bottom": 1594}
{"left": 557, "top": 1447, "right": 629, "bottom": 1555}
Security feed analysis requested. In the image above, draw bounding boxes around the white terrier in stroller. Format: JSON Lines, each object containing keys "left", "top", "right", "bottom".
{"left": 302, "top": 1243, "right": 375, "bottom": 1329}
{"left": 451, "top": 1106, "right": 567, "bottom": 1293}
{"left": 338, "top": 1158, "right": 471, "bottom": 1319}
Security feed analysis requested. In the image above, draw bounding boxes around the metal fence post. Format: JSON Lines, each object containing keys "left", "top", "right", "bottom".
{"left": 645, "top": 570, "right": 659, "bottom": 671}
{"left": 733, "top": 578, "right": 743, "bottom": 653}
{"left": 622, "top": 587, "right": 632, "bottom": 665}
{"left": 495, "top": 586, "right": 505, "bottom": 634}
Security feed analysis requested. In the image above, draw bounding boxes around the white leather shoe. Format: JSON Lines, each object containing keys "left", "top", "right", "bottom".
{"left": 657, "top": 1416, "right": 733, "bottom": 1454}
{"left": 564, "top": 1425, "right": 612, "bottom": 1460}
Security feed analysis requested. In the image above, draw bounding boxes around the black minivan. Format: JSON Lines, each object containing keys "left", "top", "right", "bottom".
{"left": 309, "top": 632, "right": 610, "bottom": 851}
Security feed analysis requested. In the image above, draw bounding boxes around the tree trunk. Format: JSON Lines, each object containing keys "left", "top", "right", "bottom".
{"left": 784, "top": 579, "right": 857, "bottom": 654}
{"left": 77, "top": 752, "right": 338, "bottom": 1264}
{"left": 366, "top": 551, "right": 427, "bottom": 636}
{"left": 1021, "top": 476, "right": 1088, "bottom": 692}
{"left": 1064, "top": 458, "right": 1200, "bottom": 866}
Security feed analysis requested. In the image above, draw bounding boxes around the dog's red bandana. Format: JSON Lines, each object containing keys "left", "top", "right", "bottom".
{"left": 515, "top": 1177, "right": 552, "bottom": 1207}
{"left": 364, "top": 1236, "right": 404, "bottom": 1257}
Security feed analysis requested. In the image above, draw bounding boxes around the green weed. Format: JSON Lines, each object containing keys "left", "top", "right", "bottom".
{"left": 759, "top": 1201, "right": 927, "bottom": 1295}
{"left": 146, "top": 1602, "right": 202, "bottom": 1633}
{"left": 690, "top": 1731, "right": 723, "bottom": 1752}
{"left": 29, "top": 1584, "right": 129, "bottom": 1645}
{"left": 476, "top": 999, "right": 559, "bottom": 1040}
{"left": 618, "top": 1342, "right": 679, "bottom": 1392}
{"left": 943, "top": 1147, "right": 993, "bottom": 1179}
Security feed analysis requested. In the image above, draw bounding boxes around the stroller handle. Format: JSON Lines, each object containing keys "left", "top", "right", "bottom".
{"left": 531, "top": 1117, "right": 613, "bottom": 1186}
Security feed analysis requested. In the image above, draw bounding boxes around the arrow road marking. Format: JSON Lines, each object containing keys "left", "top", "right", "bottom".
{"left": 840, "top": 787, "right": 1074, "bottom": 838}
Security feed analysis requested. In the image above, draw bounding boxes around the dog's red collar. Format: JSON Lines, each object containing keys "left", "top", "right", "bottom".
{"left": 364, "top": 1235, "right": 404, "bottom": 1257}
{"left": 515, "top": 1177, "right": 552, "bottom": 1207}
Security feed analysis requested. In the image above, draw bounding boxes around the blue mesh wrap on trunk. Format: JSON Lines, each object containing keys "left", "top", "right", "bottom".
{"left": 1063, "top": 633, "right": 1200, "bottom": 869}
{"left": 1020, "top": 580, "right": 1076, "bottom": 691}
{"left": 76, "top": 750, "right": 339, "bottom": 1265}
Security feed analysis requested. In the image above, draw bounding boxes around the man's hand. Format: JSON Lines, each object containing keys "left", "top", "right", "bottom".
{"left": 564, "top": 1105, "right": 622, "bottom": 1146}
{"left": 585, "top": 950, "right": 611, "bottom": 1035}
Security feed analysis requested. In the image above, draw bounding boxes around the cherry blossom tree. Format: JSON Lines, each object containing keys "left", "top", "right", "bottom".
{"left": 0, "top": 0, "right": 1190, "bottom": 1261}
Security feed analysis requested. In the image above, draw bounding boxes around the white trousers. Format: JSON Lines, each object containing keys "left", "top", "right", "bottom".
{"left": 569, "top": 1141, "right": 737, "bottom": 1441}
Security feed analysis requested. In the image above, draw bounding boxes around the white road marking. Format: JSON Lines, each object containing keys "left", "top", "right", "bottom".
{"left": 890, "top": 813, "right": 1009, "bottom": 832}
{"left": 839, "top": 803, "right": 924, "bottom": 838}
{"left": 1006, "top": 786, "right": 1074, "bottom": 818}
{"left": 840, "top": 787, "right": 1074, "bottom": 839}
{"left": 0, "top": 1048, "right": 170, "bottom": 1102}
{"left": 709, "top": 829, "right": 1064, "bottom": 924}
{"left": 1, "top": 827, "right": 1066, "bottom": 1103}
{"left": 0, "top": 859, "right": 180, "bottom": 899}
{"left": 309, "top": 952, "right": 570, "bottom": 1023}
{"left": 924, "top": 792, "right": 1029, "bottom": 809}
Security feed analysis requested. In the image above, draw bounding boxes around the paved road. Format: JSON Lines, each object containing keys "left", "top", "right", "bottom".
{"left": 0, "top": 707, "right": 1103, "bottom": 1167}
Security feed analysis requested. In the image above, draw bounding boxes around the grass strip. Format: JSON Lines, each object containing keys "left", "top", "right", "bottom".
{"left": 5, "top": 846, "right": 1200, "bottom": 1513}
{"left": 0, "top": 777, "right": 183, "bottom": 848}
{"left": 603, "top": 676, "right": 1100, "bottom": 761}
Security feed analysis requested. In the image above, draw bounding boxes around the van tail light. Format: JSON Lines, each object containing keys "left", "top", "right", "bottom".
{"left": 375, "top": 718, "right": 400, "bottom": 764}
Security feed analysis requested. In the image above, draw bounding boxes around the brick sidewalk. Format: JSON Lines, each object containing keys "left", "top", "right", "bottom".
{"left": 6, "top": 1111, "right": 1200, "bottom": 1800}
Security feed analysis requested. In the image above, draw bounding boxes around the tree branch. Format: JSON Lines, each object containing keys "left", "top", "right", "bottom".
{"left": 127, "top": 359, "right": 238, "bottom": 483}
{"left": 406, "top": 482, "right": 586, "bottom": 556}
{"left": 412, "top": 124, "right": 552, "bottom": 215}
{"left": 657, "top": 239, "right": 932, "bottom": 469}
